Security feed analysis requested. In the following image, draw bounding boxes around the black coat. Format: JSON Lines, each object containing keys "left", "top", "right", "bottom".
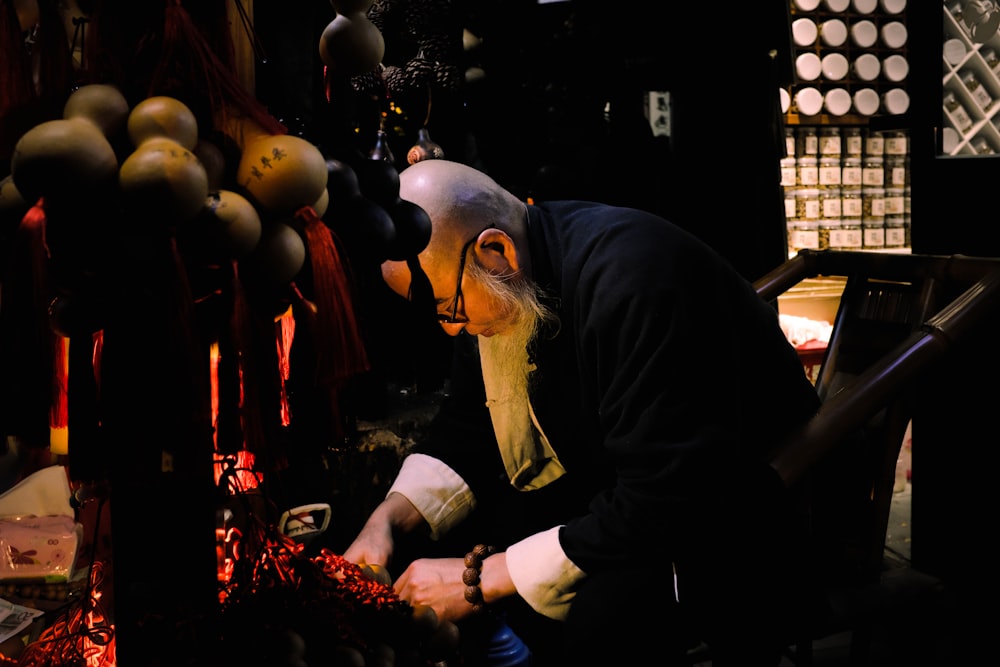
{"left": 415, "top": 201, "right": 820, "bottom": 574}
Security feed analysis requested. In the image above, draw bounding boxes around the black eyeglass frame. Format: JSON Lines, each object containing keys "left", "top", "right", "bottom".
{"left": 438, "top": 224, "right": 496, "bottom": 324}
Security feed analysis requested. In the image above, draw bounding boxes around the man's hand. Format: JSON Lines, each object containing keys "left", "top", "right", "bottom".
{"left": 394, "top": 551, "right": 517, "bottom": 623}
{"left": 343, "top": 492, "right": 428, "bottom": 568}
{"left": 394, "top": 557, "right": 477, "bottom": 623}
{"left": 342, "top": 517, "right": 394, "bottom": 569}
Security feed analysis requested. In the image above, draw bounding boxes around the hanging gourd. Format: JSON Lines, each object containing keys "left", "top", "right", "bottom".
{"left": 9, "top": 117, "right": 118, "bottom": 206}
{"left": 201, "top": 189, "right": 263, "bottom": 260}
{"left": 62, "top": 83, "right": 131, "bottom": 145}
{"left": 319, "top": 11, "right": 385, "bottom": 79}
{"left": 118, "top": 96, "right": 209, "bottom": 225}
{"left": 243, "top": 221, "right": 306, "bottom": 288}
{"left": 235, "top": 133, "right": 328, "bottom": 218}
{"left": 127, "top": 95, "right": 200, "bottom": 151}
{"left": 407, "top": 127, "right": 445, "bottom": 165}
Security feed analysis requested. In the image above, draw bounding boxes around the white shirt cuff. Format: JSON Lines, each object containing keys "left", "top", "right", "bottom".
{"left": 386, "top": 453, "right": 475, "bottom": 539}
{"left": 506, "top": 526, "right": 586, "bottom": 621}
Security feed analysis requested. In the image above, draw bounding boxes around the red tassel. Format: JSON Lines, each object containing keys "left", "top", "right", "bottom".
{"left": 297, "top": 205, "right": 370, "bottom": 389}
{"left": 50, "top": 335, "right": 68, "bottom": 430}
{"left": 154, "top": 1, "right": 284, "bottom": 136}
{"left": 230, "top": 261, "right": 267, "bottom": 453}
{"left": 0, "top": 201, "right": 55, "bottom": 449}
{"left": 0, "top": 0, "right": 75, "bottom": 158}
{"left": 276, "top": 306, "right": 295, "bottom": 427}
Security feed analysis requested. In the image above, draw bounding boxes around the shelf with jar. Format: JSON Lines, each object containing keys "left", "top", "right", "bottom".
{"left": 942, "top": 2, "right": 1000, "bottom": 154}
{"left": 783, "top": 125, "right": 911, "bottom": 256}
{"left": 784, "top": 0, "right": 909, "bottom": 124}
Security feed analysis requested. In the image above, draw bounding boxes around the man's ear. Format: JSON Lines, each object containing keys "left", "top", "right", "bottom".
{"left": 473, "top": 227, "right": 520, "bottom": 272}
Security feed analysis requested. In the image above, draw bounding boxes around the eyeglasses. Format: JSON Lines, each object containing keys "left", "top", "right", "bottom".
{"left": 438, "top": 224, "right": 495, "bottom": 324}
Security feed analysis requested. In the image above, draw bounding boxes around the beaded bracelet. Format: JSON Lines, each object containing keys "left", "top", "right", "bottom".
{"left": 462, "top": 543, "right": 496, "bottom": 613}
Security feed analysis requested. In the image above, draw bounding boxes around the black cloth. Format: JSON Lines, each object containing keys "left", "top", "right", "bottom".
{"left": 410, "top": 201, "right": 821, "bottom": 662}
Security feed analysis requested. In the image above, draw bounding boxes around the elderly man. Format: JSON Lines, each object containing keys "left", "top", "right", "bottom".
{"left": 344, "top": 160, "right": 819, "bottom": 665}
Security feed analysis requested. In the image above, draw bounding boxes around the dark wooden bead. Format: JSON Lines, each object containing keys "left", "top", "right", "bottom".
{"left": 464, "top": 585, "right": 483, "bottom": 604}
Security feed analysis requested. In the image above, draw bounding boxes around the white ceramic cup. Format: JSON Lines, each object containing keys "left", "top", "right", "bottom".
{"left": 883, "top": 54, "right": 909, "bottom": 82}
{"left": 824, "top": 88, "right": 853, "bottom": 116}
{"left": 820, "top": 19, "right": 848, "bottom": 47}
{"left": 853, "top": 53, "right": 881, "bottom": 81}
{"left": 853, "top": 88, "right": 880, "bottom": 116}
{"left": 796, "top": 87, "right": 824, "bottom": 116}
{"left": 851, "top": 20, "right": 878, "bottom": 48}
{"left": 822, "top": 52, "right": 850, "bottom": 80}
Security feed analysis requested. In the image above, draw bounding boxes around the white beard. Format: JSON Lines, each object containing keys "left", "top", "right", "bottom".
{"left": 476, "top": 280, "right": 565, "bottom": 490}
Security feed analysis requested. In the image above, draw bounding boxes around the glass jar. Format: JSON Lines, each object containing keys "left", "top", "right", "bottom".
{"left": 797, "top": 127, "right": 819, "bottom": 157}
{"left": 820, "top": 187, "right": 842, "bottom": 222}
{"left": 841, "top": 157, "right": 862, "bottom": 190}
{"left": 983, "top": 48, "right": 1000, "bottom": 73}
{"left": 784, "top": 189, "right": 797, "bottom": 221}
{"left": 885, "top": 217, "right": 906, "bottom": 249}
{"left": 864, "top": 130, "right": 884, "bottom": 156}
{"left": 780, "top": 157, "right": 797, "bottom": 188}
{"left": 884, "top": 131, "right": 908, "bottom": 156}
{"left": 789, "top": 220, "right": 820, "bottom": 253}
{"left": 841, "top": 189, "right": 863, "bottom": 219}
{"left": 862, "top": 157, "right": 885, "bottom": 187}
{"left": 862, "top": 187, "right": 886, "bottom": 219}
{"left": 885, "top": 157, "right": 907, "bottom": 187}
{"left": 972, "top": 136, "right": 995, "bottom": 154}
{"left": 884, "top": 187, "right": 905, "bottom": 217}
{"left": 818, "top": 220, "right": 841, "bottom": 251}
{"left": 819, "top": 128, "right": 842, "bottom": 156}
{"left": 819, "top": 158, "right": 842, "bottom": 189}
{"left": 796, "top": 157, "right": 819, "bottom": 187}
{"left": 961, "top": 69, "right": 993, "bottom": 111}
{"left": 863, "top": 219, "right": 886, "bottom": 249}
{"left": 944, "top": 91, "right": 974, "bottom": 134}
{"left": 831, "top": 219, "right": 863, "bottom": 250}
{"left": 843, "top": 128, "right": 863, "bottom": 156}
{"left": 795, "top": 188, "right": 821, "bottom": 220}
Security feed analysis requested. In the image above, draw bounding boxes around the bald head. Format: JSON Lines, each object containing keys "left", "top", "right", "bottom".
{"left": 399, "top": 160, "right": 524, "bottom": 244}
{"left": 383, "top": 160, "right": 529, "bottom": 298}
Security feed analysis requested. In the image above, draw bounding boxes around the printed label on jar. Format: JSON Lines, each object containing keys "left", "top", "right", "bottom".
{"left": 863, "top": 226, "right": 885, "bottom": 248}
{"left": 945, "top": 101, "right": 974, "bottom": 134}
{"left": 781, "top": 164, "right": 797, "bottom": 187}
{"left": 844, "top": 132, "right": 863, "bottom": 156}
{"left": 887, "top": 162, "right": 907, "bottom": 186}
{"left": 799, "top": 130, "right": 819, "bottom": 156}
{"left": 790, "top": 227, "right": 820, "bottom": 250}
{"left": 785, "top": 196, "right": 797, "bottom": 219}
{"left": 884, "top": 190, "right": 905, "bottom": 216}
{"left": 842, "top": 194, "right": 862, "bottom": 218}
{"left": 830, "top": 226, "right": 863, "bottom": 249}
{"left": 819, "top": 163, "right": 842, "bottom": 186}
{"left": 863, "top": 192, "right": 885, "bottom": 217}
{"left": 820, "top": 133, "right": 842, "bottom": 156}
{"left": 797, "top": 164, "right": 819, "bottom": 186}
{"left": 821, "top": 195, "right": 842, "bottom": 218}
{"left": 842, "top": 163, "right": 862, "bottom": 187}
{"left": 885, "top": 134, "right": 908, "bottom": 155}
{"left": 862, "top": 166, "right": 884, "bottom": 186}
{"left": 885, "top": 223, "right": 906, "bottom": 248}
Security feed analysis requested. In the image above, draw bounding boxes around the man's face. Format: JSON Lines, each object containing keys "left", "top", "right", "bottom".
{"left": 382, "top": 242, "right": 535, "bottom": 339}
